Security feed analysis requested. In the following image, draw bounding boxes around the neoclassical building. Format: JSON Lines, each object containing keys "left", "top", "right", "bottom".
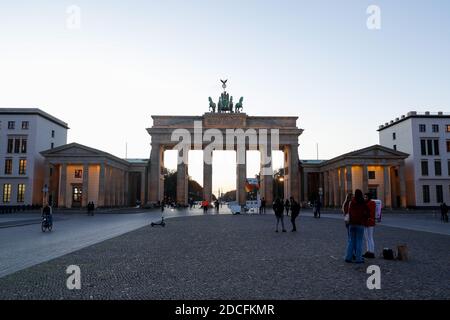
{"left": 300, "top": 145, "right": 409, "bottom": 208}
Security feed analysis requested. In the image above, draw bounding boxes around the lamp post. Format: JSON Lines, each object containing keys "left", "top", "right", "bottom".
{"left": 42, "top": 184, "right": 49, "bottom": 206}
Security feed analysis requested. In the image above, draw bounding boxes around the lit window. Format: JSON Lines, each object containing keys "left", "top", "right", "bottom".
{"left": 446, "top": 125, "right": 450, "bottom": 132}
{"left": 17, "top": 184, "right": 26, "bottom": 202}
{"left": 21, "top": 121, "right": 29, "bottom": 130}
{"left": 419, "top": 124, "right": 426, "bottom": 132}
{"left": 18, "top": 159, "right": 27, "bottom": 175}
{"left": 368, "top": 171, "right": 376, "bottom": 179}
{"left": 8, "top": 121, "right": 15, "bottom": 129}
{"left": 74, "top": 169, "right": 83, "bottom": 179}
{"left": 4, "top": 159, "right": 12, "bottom": 175}
{"left": 2, "top": 184, "right": 11, "bottom": 203}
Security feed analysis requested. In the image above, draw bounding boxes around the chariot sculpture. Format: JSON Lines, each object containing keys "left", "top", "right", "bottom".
{"left": 208, "top": 80, "right": 244, "bottom": 113}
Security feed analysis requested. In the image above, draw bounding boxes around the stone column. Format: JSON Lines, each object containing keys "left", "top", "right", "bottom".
{"left": 323, "top": 171, "right": 329, "bottom": 207}
{"left": 59, "top": 163, "right": 67, "bottom": 208}
{"left": 339, "top": 167, "right": 345, "bottom": 206}
{"left": 332, "top": 168, "right": 339, "bottom": 207}
{"left": 283, "top": 144, "right": 300, "bottom": 202}
{"left": 98, "top": 163, "right": 105, "bottom": 207}
{"left": 176, "top": 148, "right": 188, "bottom": 206}
{"left": 303, "top": 171, "right": 309, "bottom": 203}
{"left": 203, "top": 149, "right": 213, "bottom": 203}
{"left": 43, "top": 161, "right": 51, "bottom": 205}
{"left": 383, "top": 165, "right": 392, "bottom": 208}
{"left": 362, "top": 164, "right": 369, "bottom": 194}
{"left": 148, "top": 143, "right": 163, "bottom": 203}
{"left": 82, "top": 163, "right": 89, "bottom": 207}
{"left": 345, "top": 165, "right": 353, "bottom": 195}
{"left": 398, "top": 163, "right": 407, "bottom": 208}
{"left": 236, "top": 149, "right": 247, "bottom": 206}
{"left": 327, "top": 170, "right": 333, "bottom": 207}
{"left": 259, "top": 145, "right": 273, "bottom": 206}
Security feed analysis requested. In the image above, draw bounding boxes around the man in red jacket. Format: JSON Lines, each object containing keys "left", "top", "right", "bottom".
{"left": 363, "top": 193, "right": 376, "bottom": 259}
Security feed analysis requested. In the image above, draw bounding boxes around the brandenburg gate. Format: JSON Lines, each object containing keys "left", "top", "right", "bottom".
{"left": 146, "top": 81, "right": 303, "bottom": 206}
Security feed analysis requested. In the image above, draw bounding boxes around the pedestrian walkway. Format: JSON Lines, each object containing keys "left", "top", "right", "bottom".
{"left": 302, "top": 209, "right": 450, "bottom": 236}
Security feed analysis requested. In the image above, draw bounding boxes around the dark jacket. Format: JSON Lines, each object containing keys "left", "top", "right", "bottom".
{"left": 273, "top": 200, "right": 284, "bottom": 216}
{"left": 348, "top": 199, "right": 369, "bottom": 226}
{"left": 290, "top": 201, "right": 301, "bottom": 217}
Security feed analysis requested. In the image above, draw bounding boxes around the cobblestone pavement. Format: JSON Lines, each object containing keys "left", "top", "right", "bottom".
{"left": 0, "top": 207, "right": 227, "bottom": 278}
{"left": 0, "top": 214, "right": 448, "bottom": 300}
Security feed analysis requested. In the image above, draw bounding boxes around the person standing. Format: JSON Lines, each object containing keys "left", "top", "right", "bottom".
{"left": 344, "top": 189, "right": 369, "bottom": 264}
{"left": 284, "top": 198, "right": 290, "bottom": 216}
{"left": 260, "top": 197, "right": 266, "bottom": 214}
{"left": 273, "top": 198, "right": 286, "bottom": 232}
{"left": 342, "top": 193, "right": 353, "bottom": 235}
{"left": 214, "top": 200, "right": 220, "bottom": 213}
{"left": 363, "top": 193, "right": 376, "bottom": 259}
{"left": 290, "top": 197, "right": 300, "bottom": 232}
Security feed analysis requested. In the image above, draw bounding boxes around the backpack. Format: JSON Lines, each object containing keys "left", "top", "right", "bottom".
{"left": 383, "top": 248, "right": 394, "bottom": 260}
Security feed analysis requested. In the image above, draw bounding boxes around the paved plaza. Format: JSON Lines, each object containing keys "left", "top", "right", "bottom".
{"left": 0, "top": 209, "right": 449, "bottom": 300}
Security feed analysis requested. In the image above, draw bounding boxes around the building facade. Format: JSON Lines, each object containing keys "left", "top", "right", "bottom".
{"left": 300, "top": 145, "right": 408, "bottom": 208}
{"left": 0, "top": 109, "right": 68, "bottom": 206}
{"left": 378, "top": 111, "right": 450, "bottom": 207}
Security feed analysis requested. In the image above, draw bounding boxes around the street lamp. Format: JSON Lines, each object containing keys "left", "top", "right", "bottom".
{"left": 42, "top": 184, "right": 49, "bottom": 205}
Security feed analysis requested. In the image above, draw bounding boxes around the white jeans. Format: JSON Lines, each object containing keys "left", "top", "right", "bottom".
{"left": 364, "top": 226, "right": 375, "bottom": 253}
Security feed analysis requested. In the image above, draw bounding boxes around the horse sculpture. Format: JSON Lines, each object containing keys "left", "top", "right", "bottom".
{"left": 208, "top": 97, "right": 216, "bottom": 113}
{"left": 235, "top": 97, "right": 244, "bottom": 113}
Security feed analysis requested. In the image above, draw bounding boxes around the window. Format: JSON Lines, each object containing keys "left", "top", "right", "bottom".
{"left": 436, "top": 185, "right": 443, "bottom": 203}
{"left": 7, "top": 139, "right": 13, "bottom": 153}
{"left": 17, "top": 184, "right": 25, "bottom": 203}
{"left": 3, "top": 184, "right": 12, "bottom": 203}
{"left": 393, "top": 145, "right": 397, "bottom": 151}
{"left": 4, "top": 159, "right": 12, "bottom": 175}
{"left": 51, "top": 130, "right": 55, "bottom": 138}
{"left": 18, "top": 159, "right": 26, "bottom": 175}
{"left": 421, "top": 140, "right": 427, "bottom": 155}
{"left": 448, "top": 160, "right": 450, "bottom": 176}
{"left": 447, "top": 140, "right": 450, "bottom": 153}
{"left": 421, "top": 161, "right": 429, "bottom": 176}
{"left": 432, "top": 124, "right": 439, "bottom": 132}
{"left": 21, "top": 139, "right": 27, "bottom": 153}
{"left": 74, "top": 169, "right": 83, "bottom": 179}
{"left": 434, "top": 140, "right": 440, "bottom": 155}
{"left": 51, "top": 142, "right": 54, "bottom": 149}
{"left": 422, "top": 185, "right": 430, "bottom": 203}
{"left": 446, "top": 125, "right": 450, "bottom": 132}
{"left": 21, "top": 121, "right": 29, "bottom": 130}
{"left": 368, "top": 171, "right": 376, "bottom": 179}
{"left": 419, "top": 124, "right": 426, "bottom": 132}
{"left": 14, "top": 139, "right": 20, "bottom": 153}
{"left": 8, "top": 121, "right": 15, "bottom": 129}
{"left": 427, "top": 140, "right": 433, "bottom": 155}
{"left": 392, "top": 132, "right": 396, "bottom": 140}
{"left": 435, "top": 161, "right": 442, "bottom": 176}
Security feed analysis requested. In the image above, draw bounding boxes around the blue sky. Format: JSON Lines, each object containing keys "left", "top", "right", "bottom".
{"left": 1, "top": 0, "right": 449, "bottom": 192}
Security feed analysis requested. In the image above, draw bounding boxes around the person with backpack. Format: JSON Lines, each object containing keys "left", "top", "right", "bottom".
{"left": 289, "top": 197, "right": 301, "bottom": 232}
{"left": 344, "top": 189, "right": 369, "bottom": 264}
{"left": 273, "top": 198, "right": 286, "bottom": 232}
